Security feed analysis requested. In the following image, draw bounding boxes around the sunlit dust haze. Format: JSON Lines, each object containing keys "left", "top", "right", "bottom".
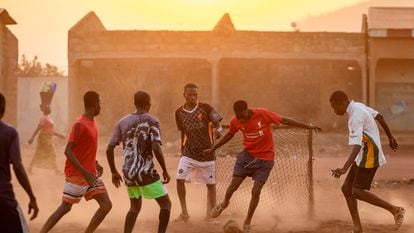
{"left": 4, "top": 1, "right": 414, "bottom": 232}
{"left": 2, "top": 0, "right": 365, "bottom": 73}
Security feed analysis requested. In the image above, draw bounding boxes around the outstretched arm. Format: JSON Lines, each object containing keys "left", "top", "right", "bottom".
{"left": 375, "top": 114, "right": 398, "bottom": 151}
{"left": 281, "top": 117, "right": 321, "bottom": 132}
{"left": 152, "top": 141, "right": 170, "bottom": 184}
{"left": 53, "top": 131, "right": 66, "bottom": 139}
{"left": 204, "top": 132, "right": 234, "bottom": 155}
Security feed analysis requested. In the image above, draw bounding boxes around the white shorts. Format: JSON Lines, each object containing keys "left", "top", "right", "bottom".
{"left": 176, "top": 156, "right": 216, "bottom": 184}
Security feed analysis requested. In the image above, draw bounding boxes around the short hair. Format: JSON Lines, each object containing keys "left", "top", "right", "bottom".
{"left": 184, "top": 83, "right": 197, "bottom": 92}
{"left": 0, "top": 93, "right": 5, "bottom": 118}
{"left": 233, "top": 100, "right": 248, "bottom": 113}
{"left": 84, "top": 91, "right": 100, "bottom": 108}
{"left": 134, "top": 91, "right": 150, "bottom": 108}
{"left": 330, "top": 90, "right": 349, "bottom": 103}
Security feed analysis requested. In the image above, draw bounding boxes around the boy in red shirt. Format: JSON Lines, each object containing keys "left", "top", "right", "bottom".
{"left": 40, "top": 91, "right": 112, "bottom": 233}
{"left": 205, "top": 100, "right": 320, "bottom": 232}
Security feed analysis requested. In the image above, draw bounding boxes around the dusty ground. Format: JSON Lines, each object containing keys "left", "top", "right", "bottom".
{"left": 12, "top": 133, "right": 414, "bottom": 233}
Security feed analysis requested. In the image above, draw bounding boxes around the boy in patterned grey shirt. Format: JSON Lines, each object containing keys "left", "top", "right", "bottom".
{"left": 106, "top": 91, "right": 171, "bottom": 233}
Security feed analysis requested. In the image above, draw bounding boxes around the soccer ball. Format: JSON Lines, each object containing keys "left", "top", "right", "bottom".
{"left": 223, "top": 219, "right": 243, "bottom": 233}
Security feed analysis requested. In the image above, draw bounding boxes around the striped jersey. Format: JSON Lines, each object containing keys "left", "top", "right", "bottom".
{"left": 347, "top": 100, "right": 386, "bottom": 168}
{"left": 175, "top": 102, "right": 222, "bottom": 162}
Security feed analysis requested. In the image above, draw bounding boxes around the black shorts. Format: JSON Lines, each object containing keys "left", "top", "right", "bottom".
{"left": 0, "top": 197, "right": 24, "bottom": 233}
{"left": 345, "top": 163, "right": 378, "bottom": 190}
{"left": 233, "top": 150, "right": 274, "bottom": 183}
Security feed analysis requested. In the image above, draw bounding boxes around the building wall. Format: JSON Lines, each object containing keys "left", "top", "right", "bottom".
{"left": 0, "top": 22, "right": 18, "bottom": 125}
{"left": 369, "top": 38, "right": 414, "bottom": 132}
{"left": 73, "top": 58, "right": 212, "bottom": 140}
{"left": 0, "top": 22, "right": 3, "bottom": 89}
{"left": 218, "top": 58, "right": 362, "bottom": 129}
{"left": 69, "top": 30, "right": 365, "bottom": 57}
{"left": 68, "top": 13, "right": 367, "bottom": 140}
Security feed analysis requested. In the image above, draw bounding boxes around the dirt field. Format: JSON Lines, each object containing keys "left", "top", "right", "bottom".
{"left": 12, "top": 133, "right": 414, "bottom": 233}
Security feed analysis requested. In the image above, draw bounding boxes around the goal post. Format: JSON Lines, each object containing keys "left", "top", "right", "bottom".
{"left": 215, "top": 125, "right": 315, "bottom": 219}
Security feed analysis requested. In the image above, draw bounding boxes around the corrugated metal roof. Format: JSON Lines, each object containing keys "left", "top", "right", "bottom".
{"left": 369, "top": 7, "right": 414, "bottom": 29}
{"left": 0, "top": 8, "right": 17, "bottom": 25}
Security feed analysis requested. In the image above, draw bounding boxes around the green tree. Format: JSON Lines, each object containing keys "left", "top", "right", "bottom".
{"left": 17, "top": 55, "right": 64, "bottom": 77}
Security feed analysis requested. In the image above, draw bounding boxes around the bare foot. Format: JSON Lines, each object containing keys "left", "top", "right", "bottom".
{"left": 173, "top": 213, "right": 189, "bottom": 223}
{"left": 210, "top": 202, "right": 228, "bottom": 218}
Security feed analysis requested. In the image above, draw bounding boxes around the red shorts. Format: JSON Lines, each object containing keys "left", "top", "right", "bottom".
{"left": 62, "top": 176, "right": 107, "bottom": 204}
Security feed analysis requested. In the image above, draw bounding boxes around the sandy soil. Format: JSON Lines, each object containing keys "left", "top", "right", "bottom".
{"left": 12, "top": 133, "right": 414, "bottom": 233}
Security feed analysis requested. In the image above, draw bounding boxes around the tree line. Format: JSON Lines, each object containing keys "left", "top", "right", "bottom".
{"left": 17, "top": 55, "right": 65, "bottom": 77}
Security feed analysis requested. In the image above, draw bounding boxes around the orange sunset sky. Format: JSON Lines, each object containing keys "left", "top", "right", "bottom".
{"left": 1, "top": 0, "right": 369, "bottom": 73}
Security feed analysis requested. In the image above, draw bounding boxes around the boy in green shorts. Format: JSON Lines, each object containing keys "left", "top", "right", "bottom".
{"left": 106, "top": 91, "right": 171, "bottom": 233}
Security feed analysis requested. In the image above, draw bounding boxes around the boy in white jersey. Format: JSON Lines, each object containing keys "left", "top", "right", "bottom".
{"left": 330, "top": 90, "right": 405, "bottom": 233}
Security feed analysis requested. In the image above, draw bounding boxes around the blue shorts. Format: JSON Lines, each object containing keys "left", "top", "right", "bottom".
{"left": 233, "top": 150, "right": 274, "bottom": 183}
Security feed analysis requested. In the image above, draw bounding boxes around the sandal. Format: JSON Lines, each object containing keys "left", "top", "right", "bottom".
{"left": 173, "top": 213, "right": 190, "bottom": 223}
{"left": 394, "top": 207, "right": 405, "bottom": 230}
{"left": 210, "top": 202, "right": 227, "bottom": 218}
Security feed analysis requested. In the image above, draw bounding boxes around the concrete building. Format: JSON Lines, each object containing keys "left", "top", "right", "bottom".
{"left": 67, "top": 8, "right": 414, "bottom": 141}
{"left": 368, "top": 7, "right": 414, "bottom": 131}
{"left": 68, "top": 12, "right": 365, "bottom": 140}
{"left": 0, "top": 9, "right": 18, "bottom": 125}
